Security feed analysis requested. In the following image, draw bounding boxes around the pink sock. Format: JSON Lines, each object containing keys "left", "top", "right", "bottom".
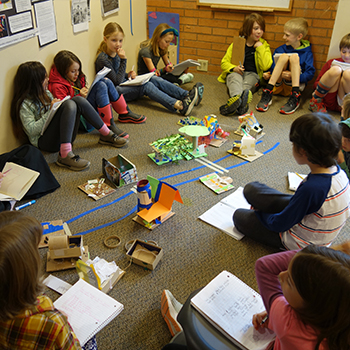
{"left": 99, "top": 124, "right": 111, "bottom": 136}
{"left": 60, "top": 143, "right": 72, "bottom": 158}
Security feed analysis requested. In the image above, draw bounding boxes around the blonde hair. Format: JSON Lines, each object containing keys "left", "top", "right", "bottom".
{"left": 284, "top": 17, "right": 308, "bottom": 38}
{"left": 0, "top": 211, "right": 44, "bottom": 321}
{"left": 97, "top": 22, "right": 124, "bottom": 56}
{"left": 141, "top": 23, "right": 174, "bottom": 57}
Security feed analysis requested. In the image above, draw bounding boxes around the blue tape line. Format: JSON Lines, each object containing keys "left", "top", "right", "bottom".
{"left": 68, "top": 142, "right": 280, "bottom": 234}
{"left": 74, "top": 205, "right": 137, "bottom": 236}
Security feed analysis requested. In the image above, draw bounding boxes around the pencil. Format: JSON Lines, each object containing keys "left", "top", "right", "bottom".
{"left": 2, "top": 168, "right": 12, "bottom": 175}
{"left": 72, "top": 86, "right": 81, "bottom": 91}
{"left": 295, "top": 172, "right": 304, "bottom": 180}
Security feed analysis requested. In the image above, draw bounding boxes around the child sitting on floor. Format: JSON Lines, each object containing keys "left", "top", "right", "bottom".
{"left": 256, "top": 18, "right": 315, "bottom": 115}
{"left": 218, "top": 12, "right": 272, "bottom": 116}
{"left": 0, "top": 211, "right": 97, "bottom": 349}
{"left": 309, "top": 33, "right": 350, "bottom": 113}
{"left": 337, "top": 94, "right": 350, "bottom": 179}
{"left": 233, "top": 112, "right": 350, "bottom": 250}
{"left": 138, "top": 23, "right": 195, "bottom": 86}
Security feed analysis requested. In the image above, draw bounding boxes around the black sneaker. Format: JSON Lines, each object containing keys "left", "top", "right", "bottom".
{"left": 194, "top": 82, "right": 204, "bottom": 105}
{"left": 279, "top": 91, "right": 301, "bottom": 115}
{"left": 237, "top": 89, "right": 253, "bottom": 115}
{"left": 220, "top": 95, "right": 241, "bottom": 116}
{"left": 180, "top": 89, "right": 198, "bottom": 116}
{"left": 256, "top": 89, "right": 273, "bottom": 112}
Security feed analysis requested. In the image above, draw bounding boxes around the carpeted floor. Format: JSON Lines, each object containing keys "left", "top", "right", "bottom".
{"left": 23, "top": 73, "right": 349, "bottom": 350}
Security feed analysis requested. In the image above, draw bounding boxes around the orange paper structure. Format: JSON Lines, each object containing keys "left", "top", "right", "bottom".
{"left": 137, "top": 181, "right": 183, "bottom": 224}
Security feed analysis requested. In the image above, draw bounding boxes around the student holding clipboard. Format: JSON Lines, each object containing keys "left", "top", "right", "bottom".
{"left": 10, "top": 62, "right": 128, "bottom": 172}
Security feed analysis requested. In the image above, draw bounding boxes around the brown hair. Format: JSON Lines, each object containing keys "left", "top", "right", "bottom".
{"left": 239, "top": 13, "right": 265, "bottom": 39}
{"left": 289, "top": 112, "right": 341, "bottom": 167}
{"left": 342, "top": 94, "right": 350, "bottom": 123}
{"left": 10, "top": 61, "right": 51, "bottom": 142}
{"left": 292, "top": 245, "right": 350, "bottom": 350}
{"left": 0, "top": 211, "right": 44, "bottom": 321}
{"left": 97, "top": 22, "right": 124, "bottom": 57}
{"left": 340, "top": 33, "right": 350, "bottom": 50}
{"left": 284, "top": 17, "right": 308, "bottom": 37}
{"left": 53, "top": 50, "right": 85, "bottom": 89}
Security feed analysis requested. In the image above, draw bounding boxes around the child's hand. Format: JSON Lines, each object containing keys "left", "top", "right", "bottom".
{"left": 337, "top": 149, "right": 345, "bottom": 164}
{"left": 234, "top": 65, "right": 244, "bottom": 76}
{"left": 155, "top": 70, "right": 161, "bottom": 77}
{"left": 165, "top": 63, "right": 174, "bottom": 73}
{"left": 0, "top": 172, "right": 4, "bottom": 187}
{"left": 254, "top": 41, "right": 262, "bottom": 48}
{"left": 281, "top": 70, "right": 292, "bottom": 81}
{"left": 263, "top": 71, "right": 271, "bottom": 80}
{"left": 117, "top": 48, "right": 126, "bottom": 59}
{"left": 252, "top": 310, "right": 269, "bottom": 330}
{"left": 128, "top": 70, "right": 136, "bottom": 80}
{"left": 80, "top": 87, "right": 88, "bottom": 98}
{"left": 50, "top": 98, "right": 60, "bottom": 109}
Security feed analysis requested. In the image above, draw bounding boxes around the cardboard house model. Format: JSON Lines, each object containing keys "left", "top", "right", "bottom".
{"left": 133, "top": 175, "right": 183, "bottom": 229}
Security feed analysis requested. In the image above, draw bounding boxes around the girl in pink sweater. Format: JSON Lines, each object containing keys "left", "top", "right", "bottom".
{"left": 253, "top": 245, "right": 350, "bottom": 350}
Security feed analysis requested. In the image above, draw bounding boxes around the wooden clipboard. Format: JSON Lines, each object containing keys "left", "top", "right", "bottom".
{"left": 231, "top": 36, "right": 246, "bottom": 66}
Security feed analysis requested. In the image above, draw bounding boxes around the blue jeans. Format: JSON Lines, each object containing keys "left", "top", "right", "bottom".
{"left": 116, "top": 76, "right": 188, "bottom": 112}
{"left": 87, "top": 78, "right": 120, "bottom": 109}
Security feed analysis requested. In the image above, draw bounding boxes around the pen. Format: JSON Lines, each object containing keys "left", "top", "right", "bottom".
{"left": 15, "top": 200, "right": 36, "bottom": 211}
{"left": 260, "top": 315, "right": 268, "bottom": 325}
{"left": 129, "top": 65, "right": 135, "bottom": 81}
{"left": 2, "top": 168, "right": 12, "bottom": 175}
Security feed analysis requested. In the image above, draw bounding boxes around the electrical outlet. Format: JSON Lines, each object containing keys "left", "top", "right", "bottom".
{"left": 197, "top": 59, "right": 208, "bottom": 72}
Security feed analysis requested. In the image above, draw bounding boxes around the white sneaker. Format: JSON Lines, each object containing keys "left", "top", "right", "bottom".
{"left": 161, "top": 290, "right": 183, "bottom": 336}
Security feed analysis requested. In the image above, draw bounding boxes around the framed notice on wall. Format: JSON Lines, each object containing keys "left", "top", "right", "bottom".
{"left": 197, "top": 0, "right": 293, "bottom": 12}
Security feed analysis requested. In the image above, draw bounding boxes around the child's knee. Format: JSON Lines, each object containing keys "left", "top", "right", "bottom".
{"left": 328, "top": 65, "right": 343, "bottom": 78}
{"left": 289, "top": 54, "right": 300, "bottom": 66}
{"left": 342, "top": 69, "right": 350, "bottom": 82}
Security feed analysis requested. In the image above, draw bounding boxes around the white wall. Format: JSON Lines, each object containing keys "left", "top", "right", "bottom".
{"left": 328, "top": 0, "right": 350, "bottom": 60}
{"left": 0, "top": 0, "right": 147, "bottom": 153}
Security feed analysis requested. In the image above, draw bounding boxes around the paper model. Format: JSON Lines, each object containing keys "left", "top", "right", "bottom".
{"left": 235, "top": 112, "right": 264, "bottom": 139}
{"left": 133, "top": 176, "right": 183, "bottom": 229}
{"left": 227, "top": 140, "right": 264, "bottom": 162}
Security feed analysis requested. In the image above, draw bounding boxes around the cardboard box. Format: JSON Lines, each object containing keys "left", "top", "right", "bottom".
{"left": 46, "top": 246, "right": 89, "bottom": 272}
{"left": 126, "top": 240, "right": 163, "bottom": 270}
{"left": 48, "top": 235, "right": 84, "bottom": 259}
{"left": 102, "top": 154, "right": 138, "bottom": 188}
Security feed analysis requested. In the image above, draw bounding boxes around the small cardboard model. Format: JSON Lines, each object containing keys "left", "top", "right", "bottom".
{"left": 241, "top": 135, "right": 256, "bottom": 156}
{"left": 102, "top": 154, "right": 138, "bottom": 188}
{"left": 133, "top": 176, "right": 183, "bottom": 229}
{"left": 235, "top": 112, "right": 264, "bottom": 140}
{"left": 126, "top": 239, "right": 163, "bottom": 270}
{"left": 40, "top": 220, "right": 66, "bottom": 249}
{"left": 46, "top": 235, "right": 89, "bottom": 272}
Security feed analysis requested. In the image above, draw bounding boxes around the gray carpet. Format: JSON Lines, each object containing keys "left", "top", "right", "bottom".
{"left": 23, "top": 73, "right": 349, "bottom": 350}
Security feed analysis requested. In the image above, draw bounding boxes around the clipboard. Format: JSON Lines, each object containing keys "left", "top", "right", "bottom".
{"left": 231, "top": 36, "right": 246, "bottom": 66}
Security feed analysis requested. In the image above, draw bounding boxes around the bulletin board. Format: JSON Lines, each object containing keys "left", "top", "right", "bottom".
{"left": 197, "top": 0, "right": 293, "bottom": 12}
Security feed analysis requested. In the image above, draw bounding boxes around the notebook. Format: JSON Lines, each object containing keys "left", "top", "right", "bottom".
{"left": 191, "top": 271, "right": 275, "bottom": 350}
{"left": 41, "top": 96, "right": 71, "bottom": 135}
{"left": 86, "top": 66, "right": 111, "bottom": 98}
{"left": 54, "top": 278, "right": 124, "bottom": 346}
{"left": 0, "top": 162, "right": 40, "bottom": 201}
{"left": 120, "top": 72, "right": 155, "bottom": 86}
{"left": 198, "top": 186, "right": 250, "bottom": 240}
{"left": 331, "top": 59, "right": 350, "bottom": 71}
{"left": 171, "top": 59, "right": 201, "bottom": 76}
{"left": 287, "top": 172, "right": 307, "bottom": 191}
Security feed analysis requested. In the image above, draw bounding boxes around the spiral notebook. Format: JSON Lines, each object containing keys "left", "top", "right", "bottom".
{"left": 54, "top": 279, "right": 124, "bottom": 346}
{"left": 191, "top": 271, "right": 275, "bottom": 350}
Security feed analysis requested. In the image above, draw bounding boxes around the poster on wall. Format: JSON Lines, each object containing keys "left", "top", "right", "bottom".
{"left": 33, "top": 0, "right": 57, "bottom": 47}
{"left": 72, "top": 0, "right": 88, "bottom": 33}
{"left": 101, "top": 0, "right": 119, "bottom": 17}
{"left": 0, "top": 0, "right": 37, "bottom": 49}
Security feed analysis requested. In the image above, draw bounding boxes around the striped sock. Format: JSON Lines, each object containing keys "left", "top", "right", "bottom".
{"left": 314, "top": 81, "right": 331, "bottom": 100}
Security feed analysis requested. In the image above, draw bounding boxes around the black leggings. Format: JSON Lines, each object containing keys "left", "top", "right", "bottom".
{"left": 233, "top": 182, "right": 292, "bottom": 250}
{"left": 38, "top": 96, "right": 104, "bottom": 152}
